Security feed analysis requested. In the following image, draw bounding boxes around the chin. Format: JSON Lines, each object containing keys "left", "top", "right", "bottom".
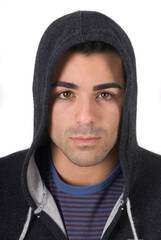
{"left": 67, "top": 152, "right": 108, "bottom": 168}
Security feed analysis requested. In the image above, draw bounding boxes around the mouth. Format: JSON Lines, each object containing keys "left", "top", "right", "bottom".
{"left": 70, "top": 136, "right": 101, "bottom": 145}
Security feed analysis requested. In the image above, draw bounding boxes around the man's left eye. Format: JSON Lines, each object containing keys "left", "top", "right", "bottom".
{"left": 98, "top": 92, "right": 113, "bottom": 100}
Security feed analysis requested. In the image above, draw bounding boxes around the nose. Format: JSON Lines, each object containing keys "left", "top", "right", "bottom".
{"left": 75, "top": 97, "right": 97, "bottom": 125}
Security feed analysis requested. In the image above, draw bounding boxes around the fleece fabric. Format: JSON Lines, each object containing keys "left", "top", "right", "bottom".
{"left": 0, "top": 10, "right": 161, "bottom": 240}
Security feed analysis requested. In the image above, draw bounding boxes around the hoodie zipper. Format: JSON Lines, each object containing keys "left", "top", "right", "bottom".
{"left": 38, "top": 211, "right": 68, "bottom": 240}
{"left": 101, "top": 198, "right": 125, "bottom": 240}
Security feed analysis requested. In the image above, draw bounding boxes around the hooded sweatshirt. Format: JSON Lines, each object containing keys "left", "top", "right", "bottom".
{"left": 1, "top": 10, "right": 161, "bottom": 240}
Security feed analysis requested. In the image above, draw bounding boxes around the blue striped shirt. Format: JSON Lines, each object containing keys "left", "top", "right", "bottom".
{"left": 39, "top": 150, "right": 124, "bottom": 240}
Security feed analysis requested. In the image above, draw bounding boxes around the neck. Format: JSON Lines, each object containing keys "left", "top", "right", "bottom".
{"left": 50, "top": 143, "right": 119, "bottom": 187}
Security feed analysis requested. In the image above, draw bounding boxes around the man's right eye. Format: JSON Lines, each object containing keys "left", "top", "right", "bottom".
{"left": 57, "top": 91, "right": 73, "bottom": 100}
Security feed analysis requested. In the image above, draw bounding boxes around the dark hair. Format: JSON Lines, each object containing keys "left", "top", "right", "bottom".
{"left": 68, "top": 41, "right": 126, "bottom": 81}
{"left": 69, "top": 41, "right": 118, "bottom": 55}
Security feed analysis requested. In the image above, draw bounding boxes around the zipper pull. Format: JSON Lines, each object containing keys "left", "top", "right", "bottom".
{"left": 120, "top": 199, "right": 124, "bottom": 211}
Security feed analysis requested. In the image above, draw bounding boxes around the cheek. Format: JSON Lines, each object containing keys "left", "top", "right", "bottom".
{"left": 103, "top": 104, "right": 123, "bottom": 130}
{"left": 49, "top": 102, "right": 72, "bottom": 138}
{"left": 51, "top": 102, "right": 73, "bottom": 123}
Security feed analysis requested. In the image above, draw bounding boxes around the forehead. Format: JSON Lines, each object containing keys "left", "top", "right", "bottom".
{"left": 52, "top": 51, "right": 125, "bottom": 88}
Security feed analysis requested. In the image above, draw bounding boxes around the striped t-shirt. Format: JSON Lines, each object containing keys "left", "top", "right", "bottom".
{"left": 39, "top": 149, "right": 124, "bottom": 240}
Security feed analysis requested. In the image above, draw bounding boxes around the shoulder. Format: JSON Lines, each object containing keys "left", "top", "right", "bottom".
{"left": 0, "top": 149, "right": 28, "bottom": 163}
{"left": 139, "top": 146, "right": 161, "bottom": 171}
{"left": 139, "top": 146, "right": 161, "bottom": 161}
{"left": 0, "top": 150, "right": 31, "bottom": 238}
{"left": 133, "top": 146, "right": 161, "bottom": 192}
{"left": 0, "top": 149, "right": 28, "bottom": 180}
{"left": 0, "top": 149, "right": 29, "bottom": 205}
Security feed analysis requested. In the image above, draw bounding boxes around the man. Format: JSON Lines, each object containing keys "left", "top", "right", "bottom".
{"left": 0, "top": 11, "right": 161, "bottom": 240}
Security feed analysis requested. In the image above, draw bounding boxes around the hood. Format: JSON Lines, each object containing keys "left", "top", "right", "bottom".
{"left": 22, "top": 10, "right": 138, "bottom": 209}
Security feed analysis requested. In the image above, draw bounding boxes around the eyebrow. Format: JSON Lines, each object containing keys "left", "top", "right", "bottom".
{"left": 51, "top": 81, "right": 122, "bottom": 91}
{"left": 93, "top": 83, "right": 122, "bottom": 91}
{"left": 52, "top": 81, "right": 78, "bottom": 89}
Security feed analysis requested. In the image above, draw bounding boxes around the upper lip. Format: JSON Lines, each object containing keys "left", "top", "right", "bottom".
{"left": 70, "top": 136, "right": 100, "bottom": 139}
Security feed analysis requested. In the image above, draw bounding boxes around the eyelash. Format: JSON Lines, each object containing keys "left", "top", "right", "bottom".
{"left": 56, "top": 90, "right": 115, "bottom": 101}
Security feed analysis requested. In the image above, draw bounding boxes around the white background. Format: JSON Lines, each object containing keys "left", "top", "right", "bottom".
{"left": 0, "top": 0, "right": 161, "bottom": 157}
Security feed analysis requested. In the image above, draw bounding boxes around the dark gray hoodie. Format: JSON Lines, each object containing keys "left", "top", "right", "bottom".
{"left": 1, "top": 10, "right": 161, "bottom": 240}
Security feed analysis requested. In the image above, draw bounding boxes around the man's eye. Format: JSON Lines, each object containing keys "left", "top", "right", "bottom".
{"left": 58, "top": 91, "right": 73, "bottom": 99}
{"left": 98, "top": 92, "right": 114, "bottom": 100}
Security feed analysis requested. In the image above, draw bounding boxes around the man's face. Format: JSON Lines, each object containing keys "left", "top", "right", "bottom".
{"left": 48, "top": 51, "right": 125, "bottom": 167}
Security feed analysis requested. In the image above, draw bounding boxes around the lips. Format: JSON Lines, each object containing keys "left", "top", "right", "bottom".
{"left": 70, "top": 136, "right": 100, "bottom": 145}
